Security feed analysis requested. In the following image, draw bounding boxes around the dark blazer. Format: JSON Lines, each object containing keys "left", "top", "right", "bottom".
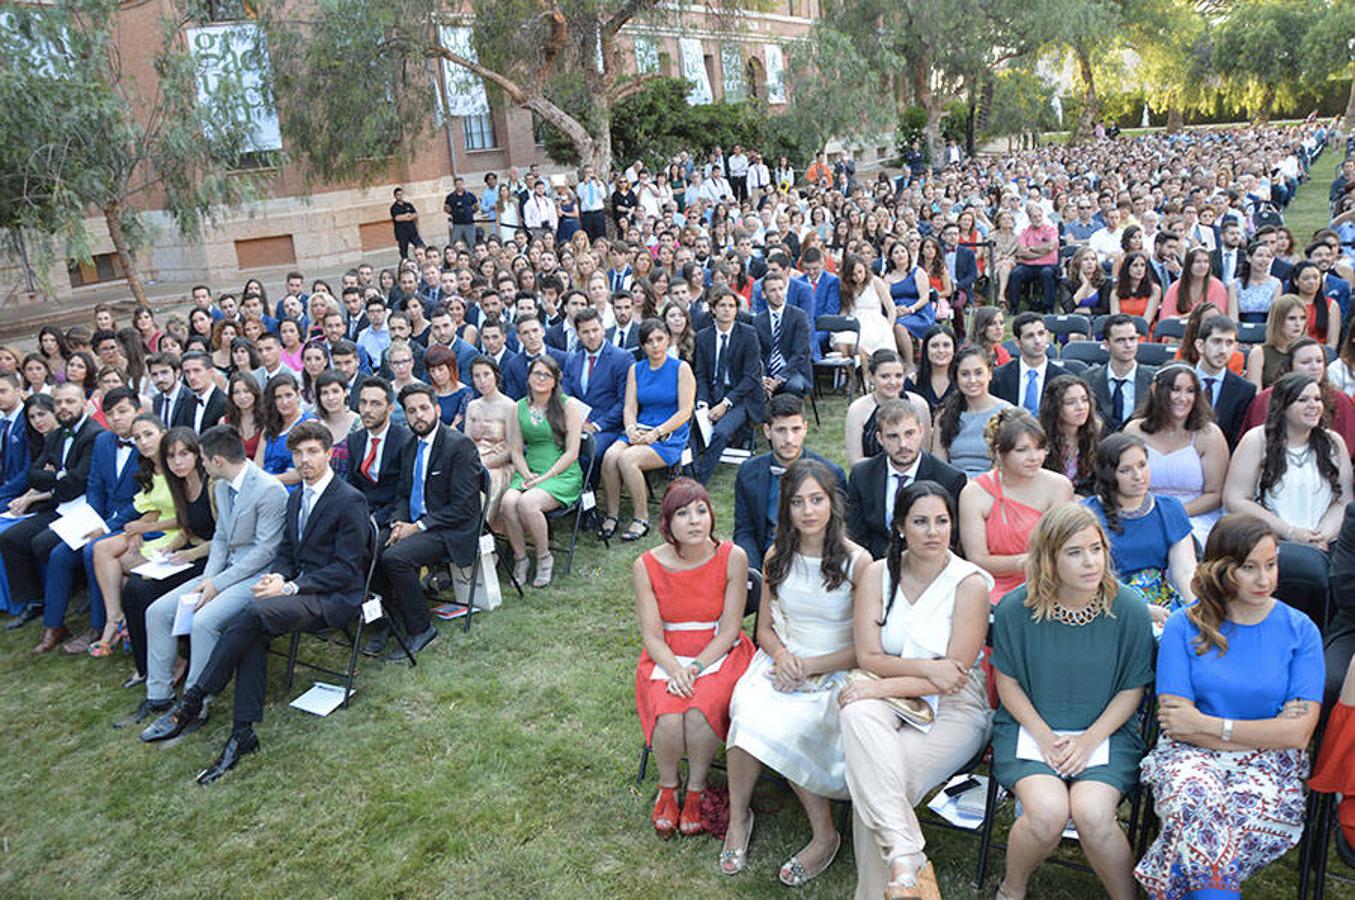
{"left": 544, "top": 323, "right": 579, "bottom": 354}
{"left": 950, "top": 245, "right": 978, "bottom": 298}
{"left": 151, "top": 383, "right": 192, "bottom": 428}
{"left": 28, "top": 416, "right": 104, "bottom": 511}
{"left": 345, "top": 422, "right": 414, "bottom": 527}
{"left": 694, "top": 323, "right": 765, "bottom": 419}
{"left": 607, "top": 321, "right": 640, "bottom": 350}
{"left": 733, "top": 450, "right": 845, "bottom": 567}
{"left": 391, "top": 425, "right": 487, "bottom": 567}
{"left": 562, "top": 342, "right": 631, "bottom": 434}
{"left": 1209, "top": 246, "right": 1244, "bottom": 284}
{"left": 846, "top": 452, "right": 967, "bottom": 560}
{"left": 1212, "top": 370, "right": 1257, "bottom": 450}
{"left": 753, "top": 305, "right": 814, "bottom": 388}
{"left": 345, "top": 312, "right": 369, "bottom": 344}
{"left": 0, "top": 414, "right": 30, "bottom": 505}
{"left": 85, "top": 431, "right": 143, "bottom": 532}
{"left": 751, "top": 275, "right": 815, "bottom": 319}
{"left": 1084, "top": 362, "right": 1157, "bottom": 432}
{"left": 1056, "top": 280, "right": 1111, "bottom": 316}
{"left": 171, "top": 385, "right": 227, "bottom": 433}
{"left": 800, "top": 272, "right": 842, "bottom": 318}
{"left": 273, "top": 475, "right": 371, "bottom": 625}
{"left": 990, "top": 359, "right": 1069, "bottom": 410}
{"left": 503, "top": 347, "right": 570, "bottom": 400}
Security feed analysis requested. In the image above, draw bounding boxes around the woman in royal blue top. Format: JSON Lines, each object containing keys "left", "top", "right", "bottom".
{"left": 1136, "top": 513, "right": 1324, "bottom": 900}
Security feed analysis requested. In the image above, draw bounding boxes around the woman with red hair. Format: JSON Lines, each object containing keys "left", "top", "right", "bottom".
{"left": 634, "top": 478, "right": 755, "bottom": 840}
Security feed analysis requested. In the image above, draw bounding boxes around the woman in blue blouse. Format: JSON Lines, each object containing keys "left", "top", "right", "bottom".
{"left": 1136, "top": 513, "right": 1324, "bottom": 899}
{"left": 253, "top": 373, "right": 313, "bottom": 493}
{"left": 1085, "top": 433, "right": 1198, "bottom": 624}
{"left": 425, "top": 346, "right": 472, "bottom": 430}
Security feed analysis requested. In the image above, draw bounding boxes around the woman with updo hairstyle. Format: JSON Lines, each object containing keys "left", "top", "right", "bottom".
{"left": 841, "top": 480, "right": 993, "bottom": 899}
{"left": 960, "top": 407, "right": 1074, "bottom": 604}
{"left": 1085, "top": 432, "right": 1197, "bottom": 622}
{"left": 932, "top": 346, "right": 1010, "bottom": 475}
{"left": 1039, "top": 374, "right": 1101, "bottom": 496}
{"left": 844, "top": 348, "right": 932, "bottom": 466}
{"left": 721, "top": 460, "right": 867, "bottom": 885}
{"left": 990, "top": 504, "right": 1155, "bottom": 900}
{"left": 1223, "top": 372, "right": 1352, "bottom": 550}
{"left": 634, "top": 479, "right": 755, "bottom": 840}
{"left": 1136, "top": 513, "right": 1323, "bottom": 899}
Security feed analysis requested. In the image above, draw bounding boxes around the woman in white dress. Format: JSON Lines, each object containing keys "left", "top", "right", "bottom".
{"left": 838, "top": 253, "right": 897, "bottom": 362}
{"left": 495, "top": 184, "right": 522, "bottom": 242}
{"left": 720, "top": 460, "right": 869, "bottom": 886}
{"left": 839, "top": 479, "right": 993, "bottom": 899}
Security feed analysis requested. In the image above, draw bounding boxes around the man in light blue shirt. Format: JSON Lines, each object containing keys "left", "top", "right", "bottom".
{"left": 356, "top": 296, "right": 392, "bottom": 365}
{"left": 480, "top": 172, "right": 499, "bottom": 228}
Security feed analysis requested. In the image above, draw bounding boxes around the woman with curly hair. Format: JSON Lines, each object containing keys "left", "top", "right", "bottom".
{"left": 1223, "top": 372, "right": 1352, "bottom": 549}
{"left": 1039, "top": 374, "right": 1100, "bottom": 496}
{"left": 1136, "top": 513, "right": 1322, "bottom": 900}
{"left": 1084, "top": 432, "right": 1198, "bottom": 622}
{"left": 720, "top": 461, "right": 868, "bottom": 884}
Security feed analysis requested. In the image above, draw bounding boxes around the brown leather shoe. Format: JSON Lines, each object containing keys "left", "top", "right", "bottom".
{"left": 33, "top": 626, "right": 69, "bottom": 655}
{"left": 61, "top": 628, "right": 99, "bottom": 655}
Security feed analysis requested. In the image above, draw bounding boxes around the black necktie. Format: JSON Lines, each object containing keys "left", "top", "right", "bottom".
{"left": 1111, "top": 377, "right": 1127, "bottom": 424}
{"left": 0, "top": 418, "right": 10, "bottom": 469}
{"left": 1203, "top": 377, "right": 1218, "bottom": 406}
{"left": 717, "top": 332, "right": 730, "bottom": 388}
{"left": 117, "top": 438, "right": 134, "bottom": 450}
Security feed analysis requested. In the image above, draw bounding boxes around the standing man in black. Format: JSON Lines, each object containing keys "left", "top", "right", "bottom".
{"left": 390, "top": 187, "right": 424, "bottom": 261}
{"left": 0, "top": 382, "right": 105, "bottom": 629}
{"left": 140, "top": 420, "right": 371, "bottom": 784}
{"left": 444, "top": 176, "right": 479, "bottom": 251}
{"left": 377, "top": 384, "right": 486, "bottom": 658}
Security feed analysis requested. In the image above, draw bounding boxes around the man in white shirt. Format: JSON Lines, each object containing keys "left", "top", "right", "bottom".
{"left": 1088, "top": 206, "right": 1127, "bottom": 262}
{"left": 746, "top": 152, "right": 771, "bottom": 199}
{"left": 523, "top": 181, "right": 558, "bottom": 239}
{"left": 699, "top": 167, "right": 731, "bottom": 205}
{"left": 726, "top": 145, "right": 750, "bottom": 202}
{"left": 577, "top": 165, "right": 608, "bottom": 241}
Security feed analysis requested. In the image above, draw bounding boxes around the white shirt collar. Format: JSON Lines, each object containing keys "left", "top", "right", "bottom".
{"left": 367, "top": 421, "right": 391, "bottom": 443}
{"left": 1108, "top": 360, "right": 1137, "bottom": 381}
{"left": 887, "top": 456, "right": 923, "bottom": 481}
{"left": 302, "top": 467, "right": 335, "bottom": 500}
{"left": 419, "top": 428, "right": 438, "bottom": 447}
{"left": 228, "top": 463, "right": 250, "bottom": 493}
{"left": 1018, "top": 357, "right": 1048, "bottom": 379}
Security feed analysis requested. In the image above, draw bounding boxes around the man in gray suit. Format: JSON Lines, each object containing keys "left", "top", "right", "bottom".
{"left": 1084, "top": 313, "right": 1157, "bottom": 432}
{"left": 132, "top": 425, "right": 288, "bottom": 732}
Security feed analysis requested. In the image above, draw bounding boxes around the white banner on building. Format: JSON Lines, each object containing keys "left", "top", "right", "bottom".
{"left": 721, "top": 44, "right": 744, "bottom": 101}
{"left": 679, "top": 37, "right": 712, "bottom": 105}
{"left": 438, "top": 25, "right": 490, "bottom": 117}
{"left": 634, "top": 35, "right": 660, "bottom": 75}
{"left": 186, "top": 23, "right": 282, "bottom": 151}
{"left": 0, "top": 10, "right": 74, "bottom": 79}
{"left": 764, "top": 43, "right": 786, "bottom": 105}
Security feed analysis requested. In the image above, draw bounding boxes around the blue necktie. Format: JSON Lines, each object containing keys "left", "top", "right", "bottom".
{"left": 0, "top": 417, "right": 10, "bottom": 469}
{"left": 769, "top": 313, "right": 785, "bottom": 377}
{"left": 298, "top": 486, "right": 314, "bottom": 537}
{"left": 410, "top": 440, "right": 428, "bottom": 520}
{"left": 1023, "top": 370, "right": 1040, "bottom": 415}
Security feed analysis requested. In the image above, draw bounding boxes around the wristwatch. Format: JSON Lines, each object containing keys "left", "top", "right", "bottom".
{"left": 283, "top": 581, "right": 299, "bottom": 596}
{"left": 1220, "top": 718, "right": 1235, "bottom": 742}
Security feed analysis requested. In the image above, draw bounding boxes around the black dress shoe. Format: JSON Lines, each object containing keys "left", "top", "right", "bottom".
{"left": 139, "top": 698, "right": 204, "bottom": 743}
{"left": 361, "top": 625, "right": 390, "bottom": 658}
{"left": 114, "top": 698, "right": 174, "bottom": 729}
{"left": 5, "top": 604, "right": 42, "bottom": 630}
{"left": 196, "top": 731, "right": 260, "bottom": 785}
{"left": 388, "top": 623, "right": 437, "bottom": 661}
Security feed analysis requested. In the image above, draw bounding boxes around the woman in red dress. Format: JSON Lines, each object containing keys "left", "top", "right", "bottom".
{"left": 634, "top": 478, "right": 755, "bottom": 839}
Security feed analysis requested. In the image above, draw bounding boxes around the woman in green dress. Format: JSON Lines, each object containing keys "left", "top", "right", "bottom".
{"left": 990, "top": 503, "right": 1155, "bottom": 900}
{"left": 501, "top": 355, "right": 584, "bottom": 589}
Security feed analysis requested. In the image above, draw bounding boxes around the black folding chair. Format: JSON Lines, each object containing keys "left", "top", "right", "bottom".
{"left": 1153, "top": 317, "right": 1186, "bottom": 344}
{"left": 635, "top": 570, "right": 762, "bottom": 786}
{"left": 544, "top": 431, "right": 605, "bottom": 576}
{"left": 1135, "top": 342, "right": 1176, "bottom": 366}
{"left": 1092, "top": 314, "right": 1149, "bottom": 340}
{"left": 814, "top": 315, "right": 863, "bottom": 403}
{"left": 1236, "top": 321, "right": 1267, "bottom": 347}
{"left": 1043, "top": 314, "right": 1092, "bottom": 343}
{"left": 283, "top": 515, "right": 414, "bottom": 708}
{"left": 1058, "top": 358, "right": 1089, "bottom": 376}
{"left": 1059, "top": 341, "right": 1109, "bottom": 366}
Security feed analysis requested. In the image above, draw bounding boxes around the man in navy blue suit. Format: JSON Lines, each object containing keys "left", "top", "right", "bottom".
{"left": 606, "top": 291, "right": 640, "bottom": 352}
{"left": 753, "top": 272, "right": 813, "bottom": 399}
{"left": 545, "top": 291, "right": 589, "bottom": 354}
{"left": 939, "top": 222, "right": 978, "bottom": 306}
{"left": 562, "top": 309, "right": 631, "bottom": 485}
{"left": 504, "top": 316, "right": 569, "bottom": 400}
{"left": 0, "top": 373, "right": 29, "bottom": 508}
{"left": 692, "top": 291, "right": 764, "bottom": 484}
{"left": 43, "top": 386, "right": 144, "bottom": 653}
{"left": 750, "top": 251, "right": 814, "bottom": 318}
{"left": 732, "top": 395, "right": 843, "bottom": 577}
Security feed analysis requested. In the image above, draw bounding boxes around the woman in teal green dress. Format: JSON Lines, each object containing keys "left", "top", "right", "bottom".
{"left": 500, "top": 355, "right": 584, "bottom": 589}
{"left": 990, "top": 503, "right": 1155, "bottom": 900}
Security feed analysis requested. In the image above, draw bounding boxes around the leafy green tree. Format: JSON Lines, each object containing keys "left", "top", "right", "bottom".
{"left": 1300, "top": 0, "right": 1355, "bottom": 122}
{"left": 980, "top": 69, "right": 1057, "bottom": 142}
{"left": 0, "top": 0, "right": 271, "bottom": 302}
{"left": 1212, "top": 0, "right": 1320, "bottom": 122}
{"left": 1119, "top": 0, "right": 1216, "bottom": 132}
{"left": 1034, "top": 0, "right": 1126, "bottom": 142}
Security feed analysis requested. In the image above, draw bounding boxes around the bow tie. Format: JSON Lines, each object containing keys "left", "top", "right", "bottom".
{"left": 769, "top": 465, "right": 786, "bottom": 476}
{"left": 61, "top": 427, "right": 76, "bottom": 438}
{"left": 117, "top": 438, "right": 135, "bottom": 449}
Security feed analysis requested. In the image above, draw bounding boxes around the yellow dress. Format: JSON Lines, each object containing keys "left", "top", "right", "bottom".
{"left": 133, "top": 473, "right": 182, "bottom": 557}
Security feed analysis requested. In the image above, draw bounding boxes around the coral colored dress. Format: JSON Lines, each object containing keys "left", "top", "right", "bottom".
{"left": 974, "top": 471, "right": 1043, "bottom": 604}
{"left": 634, "top": 541, "right": 755, "bottom": 742}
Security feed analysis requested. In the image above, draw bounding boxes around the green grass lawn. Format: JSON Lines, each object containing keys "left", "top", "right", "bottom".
{"left": 2, "top": 172, "right": 1352, "bottom": 899}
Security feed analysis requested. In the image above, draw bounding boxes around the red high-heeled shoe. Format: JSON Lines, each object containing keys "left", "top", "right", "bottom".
{"left": 652, "top": 786, "right": 679, "bottom": 838}
{"left": 678, "top": 788, "right": 705, "bottom": 836}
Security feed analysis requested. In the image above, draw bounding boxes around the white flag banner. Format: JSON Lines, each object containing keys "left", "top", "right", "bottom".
{"left": 186, "top": 23, "right": 282, "bottom": 151}
{"left": 764, "top": 43, "right": 786, "bottom": 105}
{"left": 634, "top": 35, "right": 660, "bottom": 75}
{"left": 721, "top": 44, "right": 744, "bottom": 101}
{"left": 679, "top": 37, "right": 712, "bottom": 105}
{"left": 439, "top": 25, "right": 490, "bottom": 117}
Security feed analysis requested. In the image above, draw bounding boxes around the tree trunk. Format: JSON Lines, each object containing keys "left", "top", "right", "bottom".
{"left": 1072, "top": 46, "right": 1099, "bottom": 144}
{"left": 1255, "top": 84, "right": 1275, "bottom": 125}
{"left": 1165, "top": 107, "right": 1184, "bottom": 133}
{"left": 910, "top": 53, "right": 945, "bottom": 171}
{"left": 103, "top": 202, "right": 147, "bottom": 307}
{"left": 1343, "top": 73, "right": 1355, "bottom": 123}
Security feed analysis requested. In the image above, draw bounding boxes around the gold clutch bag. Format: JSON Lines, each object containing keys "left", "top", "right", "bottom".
{"left": 843, "top": 668, "right": 935, "bottom": 730}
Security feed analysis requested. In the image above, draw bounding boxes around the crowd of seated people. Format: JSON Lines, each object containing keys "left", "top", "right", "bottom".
{"left": 1, "top": 122, "right": 1353, "bottom": 897}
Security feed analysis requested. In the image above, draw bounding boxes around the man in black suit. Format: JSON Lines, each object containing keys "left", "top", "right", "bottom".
{"left": 1209, "top": 220, "right": 1245, "bottom": 285}
{"left": 607, "top": 291, "right": 640, "bottom": 351}
{"left": 1085, "top": 313, "right": 1157, "bottom": 432}
{"left": 341, "top": 286, "right": 369, "bottom": 343}
{"left": 0, "top": 382, "right": 105, "bottom": 631}
{"left": 733, "top": 395, "right": 844, "bottom": 573}
{"left": 139, "top": 420, "right": 371, "bottom": 784}
{"left": 374, "top": 384, "right": 487, "bottom": 659}
{"left": 173, "top": 351, "right": 227, "bottom": 433}
{"left": 990, "top": 312, "right": 1067, "bottom": 416}
{"left": 147, "top": 353, "right": 191, "bottom": 427}
{"left": 544, "top": 290, "right": 589, "bottom": 354}
{"left": 347, "top": 376, "right": 412, "bottom": 527}
{"left": 846, "top": 399, "right": 966, "bottom": 560}
{"left": 693, "top": 290, "right": 764, "bottom": 484}
{"left": 1192, "top": 313, "right": 1255, "bottom": 450}
{"left": 753, "top": 271, "right": 813, "bottom": 399}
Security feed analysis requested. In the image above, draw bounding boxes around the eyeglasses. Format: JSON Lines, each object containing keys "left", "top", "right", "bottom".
{"left": 390, "top": 358, "right": 413, "bottom": 367}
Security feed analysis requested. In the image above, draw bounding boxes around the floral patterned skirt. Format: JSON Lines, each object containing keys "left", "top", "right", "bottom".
{"left": 1135, "top": 737, "right": 1308, "bottom": 899}
{"left": 1124, "top": 567, "right": 1185, "bottom": 611}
